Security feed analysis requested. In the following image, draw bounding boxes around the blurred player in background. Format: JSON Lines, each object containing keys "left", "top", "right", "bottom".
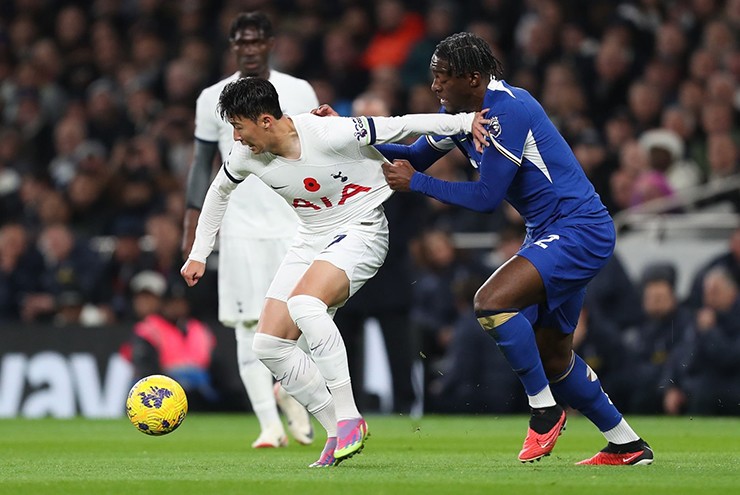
{"left": 181, "top": 11, "right": 318, "bottom": 449}
{"left": 181, "top": 77, "right": 488, "bottom": 466}
{"left": 376, "top": 32, "right": 653, "bottom": 466}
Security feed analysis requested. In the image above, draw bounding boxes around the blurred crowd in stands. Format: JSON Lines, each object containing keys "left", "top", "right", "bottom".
{"left": 0, "top": 0, "right": 739, "bottom": 416}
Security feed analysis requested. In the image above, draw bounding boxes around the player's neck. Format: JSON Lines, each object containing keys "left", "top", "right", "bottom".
{"left": 270, "top": 116, "right": 301, "bottom": 159}
{"left": 239, "top": 68, "right": 271, "bottom": 80}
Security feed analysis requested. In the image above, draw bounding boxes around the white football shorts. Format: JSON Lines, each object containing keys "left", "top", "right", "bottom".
{"left": 218, "top": 235, "right": 294, "bottom": 326}
{"left": 265, "top": 206, "right": 389, "bottom": 308}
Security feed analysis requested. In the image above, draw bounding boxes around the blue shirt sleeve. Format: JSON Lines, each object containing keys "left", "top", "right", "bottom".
{"left": 409, "top": 144, "right": 520, "bottom": 213}
{"left": 409, "top": 97, "right": 532, "bottom": 213}
{"left": 374, "top": 136, "right": 450, "bottom": 172}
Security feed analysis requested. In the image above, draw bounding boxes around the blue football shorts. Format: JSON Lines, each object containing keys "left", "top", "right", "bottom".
{"left": 516, "top": 220, "right": 616, "bottom": 334}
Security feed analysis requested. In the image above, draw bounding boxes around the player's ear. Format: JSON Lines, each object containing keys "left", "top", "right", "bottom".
{"left": 260, "top": 114, "right": 271, "bottom": 129}
{"left": 469, "top": 71, "right": 483, "bottom": 88}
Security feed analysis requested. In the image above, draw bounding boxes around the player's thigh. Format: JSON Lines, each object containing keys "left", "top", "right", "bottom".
{"left": 296, "top": 222, "right": 389, "bottom": 308}
{"left": 218, "top": 236, "right": 291, "bottom": 325}
{"left": 291, "top": 260, "right": 351, "bottom": 307}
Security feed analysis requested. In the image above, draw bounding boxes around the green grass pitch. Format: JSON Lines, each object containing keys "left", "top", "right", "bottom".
{"left": 0, "top": 414, "right": 737, "bottom": 495}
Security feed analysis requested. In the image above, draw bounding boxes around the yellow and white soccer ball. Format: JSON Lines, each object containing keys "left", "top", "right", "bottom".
{"left": 126, "top": 374, "right": 188, "bottom": 436}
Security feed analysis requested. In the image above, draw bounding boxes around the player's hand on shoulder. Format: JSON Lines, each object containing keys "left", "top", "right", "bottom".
{"left": 382, "top": 159, "right": 415, "bottom": 192}
{"left": 311, "top": 104, "right": 339, "bottom": 117}
{"left": 472, "top": 108, "right": 491, "bottom": 153}
{"left": 180, "top": 259, "right": 206, "bottom": 287}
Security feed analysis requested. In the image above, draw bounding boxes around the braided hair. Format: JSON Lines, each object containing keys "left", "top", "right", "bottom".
{"left": 433, "top": 32, "right": 504, "bottom": 79}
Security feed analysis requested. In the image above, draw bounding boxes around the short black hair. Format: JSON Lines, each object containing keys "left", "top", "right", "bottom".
{"left": 229, "top": 11, "right": 274, "bottom": 40}
{"left": 218, "top": 77, "right": 283, "bottom": 122}
{"left": 433, "top": 32, "right": 504, "bottom": 79}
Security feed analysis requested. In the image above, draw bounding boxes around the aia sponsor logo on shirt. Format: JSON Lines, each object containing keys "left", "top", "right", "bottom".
{"left": 292, "top": 183, "right": 372, "bottom": 210}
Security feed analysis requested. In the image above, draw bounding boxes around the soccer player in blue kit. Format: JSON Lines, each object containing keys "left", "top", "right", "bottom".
{"left": 378, "top": 33, "right": 654, "bottom": 466}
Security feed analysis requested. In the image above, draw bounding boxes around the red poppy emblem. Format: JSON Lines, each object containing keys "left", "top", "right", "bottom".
{"left": 303, "top": 178, "right": 320, "bottom": 192}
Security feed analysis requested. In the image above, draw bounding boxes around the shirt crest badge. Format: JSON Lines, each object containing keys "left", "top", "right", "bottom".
{"left": 489, "top": 116, "right": 502, "bottom": 138}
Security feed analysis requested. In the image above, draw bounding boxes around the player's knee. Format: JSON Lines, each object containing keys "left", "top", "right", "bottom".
{"left": 252, "top": 332, "right": 295, "bottom": 362}
{"left": 473, "top": 287, "right": 513, "bottom": 314}
{"left": 287, "top": 294, "right": 327, "bottom": 323}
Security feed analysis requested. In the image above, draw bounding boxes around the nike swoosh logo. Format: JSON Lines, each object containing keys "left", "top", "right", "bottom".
{"left": 271, "top": 185, "right": 288, "bottom": 190}
{"left": 621, "top": 451, "right": 644, "bottom": 464}
{"left": 537, "top": 440, "right": 552, "bottom": 448}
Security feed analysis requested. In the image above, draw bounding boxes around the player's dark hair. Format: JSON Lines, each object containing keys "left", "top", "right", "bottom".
{"left": 433, "top": 32, "right": 504, "bottom": 79}
{"left": 218, "top": 78, "right": 283, "bottom": 121}
{"left": 229, "top": 11, "right": 274, "bottom": 40}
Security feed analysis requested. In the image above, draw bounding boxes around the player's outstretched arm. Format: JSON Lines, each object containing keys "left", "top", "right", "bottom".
{"left": 182, "top": 139, "right": 219, "bottom": 260}
{"left": 369, "top": 110, "right": 490, "bottom": 150}
{"left": 184, "top": 164, "right": 240, "bottom": 270}
{"left": 408, "top": 147, "right": 519, "bottom": 213}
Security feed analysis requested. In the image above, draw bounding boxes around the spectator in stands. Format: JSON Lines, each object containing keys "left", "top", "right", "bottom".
{"left": 130, "top": 272, "right": 219, "bottom": 411}
{"left": 48, "top": 115, "right": 91, "bottom": 189}
{"left": 638, "top": 128, "right": 701, "bottom": 192}
{"left": 361, "top": 0, "right": 425, "bottom": 71}
{"left": 575, "top": 254, "right": 640, "bottom": 408}
{"left": 662, "top": 266, "right": 740, "bottom": 415}
{"left": 97, "top": 220, "right": 148, "bottom": 321}
{"left": 687, "top": 227, "right": 740, "bottom": 308}
{"left": 627, "top": 80, "right": 664, "bottom": 134}
{"left": 572, "top": 128, "right": 612, "bottom": 207}
{"left": 401, "top": 1, "right": 458, "bottom": 89}
{"left": 318, "top": 27, "right": 368, "bottom": 112}
{"left": 622, "top": 263, "right": 693, "bottom": 413}
{"left": 427, "top": 274, "right": 526, "bottom": 414}
{"left": 0, "top": 223, "right": 44, "bottom": 322}
{"left": 22, "top": 223, "right": 103, "bottom": 323}
{"left": 0, "top": 129, "right": 24, "bottom": 221}
{"left": 409, "top": 227, "right": 487, "bottom": 405}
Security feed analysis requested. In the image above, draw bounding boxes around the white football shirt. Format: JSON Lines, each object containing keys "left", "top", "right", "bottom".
{"left": 194, "top": 70, "right": 318, "bottom": 239}
{"left": 189, "top": 112, "right": 476, "bottom": 263}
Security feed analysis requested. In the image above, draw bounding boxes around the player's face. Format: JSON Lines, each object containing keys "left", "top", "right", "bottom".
{"left": 231, "top": 27, "right": 274, "bottom": 78}
{"left": 230, "top": 115, "right": 268, "bottom": 154}
{"left": 429, "top": 55, "right": 475, "bottom": 113}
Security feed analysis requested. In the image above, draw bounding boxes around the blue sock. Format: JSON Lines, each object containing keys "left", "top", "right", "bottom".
{"left": 550, "top": 353, "right": 622, "bottom": 431}
{"left": 477, "top": 311, "right": 549, "bottom": 397}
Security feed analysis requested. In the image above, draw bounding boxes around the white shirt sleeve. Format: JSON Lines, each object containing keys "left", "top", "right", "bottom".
{"left": 194, "top": 90, "right": 220, "bottom": 143}
{"left": 188, "top": 165, "right": 242, "bottom": 263}
{"left": 364, "top": 112, "right": 476, "bottom": 145}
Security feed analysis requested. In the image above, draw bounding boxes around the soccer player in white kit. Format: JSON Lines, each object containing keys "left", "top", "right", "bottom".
{"left": 181, "top": 77, "right": 489, "bottom": 467}
{"left": 181, "top": 12, "right": 317, "bottom": 449}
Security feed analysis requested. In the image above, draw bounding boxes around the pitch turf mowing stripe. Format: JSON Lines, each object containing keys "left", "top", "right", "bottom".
{"left": 0, "top": 415, "right": 737, "bottom": 495}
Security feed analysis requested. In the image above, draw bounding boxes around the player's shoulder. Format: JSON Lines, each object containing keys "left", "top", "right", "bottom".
{"left": 485, "top": 79, "right": 537, "bottom": 116}
{"left": 291, "top": 112, "right": 330, "bottom": 133}
{"left": 270, "top": 70, "right": 312, "bottom": 89}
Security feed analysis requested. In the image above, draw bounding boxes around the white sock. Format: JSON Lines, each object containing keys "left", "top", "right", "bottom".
{"left": 603, "top": 418, "right": 640, "bottom": 444}
{"left": 235, "top": 322, "right": 283, "bottom": 434}
{"left": 528, "top": 386, "right": 557, "bottom": 409}
{"left": 252, "top": 332, "right": 333, "bottom": 422}
{"left": 312, "top": 399, "right": 338, "bottom": 437}
{"left": 287, "top": 295, "right": 360, "bottom": 420}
